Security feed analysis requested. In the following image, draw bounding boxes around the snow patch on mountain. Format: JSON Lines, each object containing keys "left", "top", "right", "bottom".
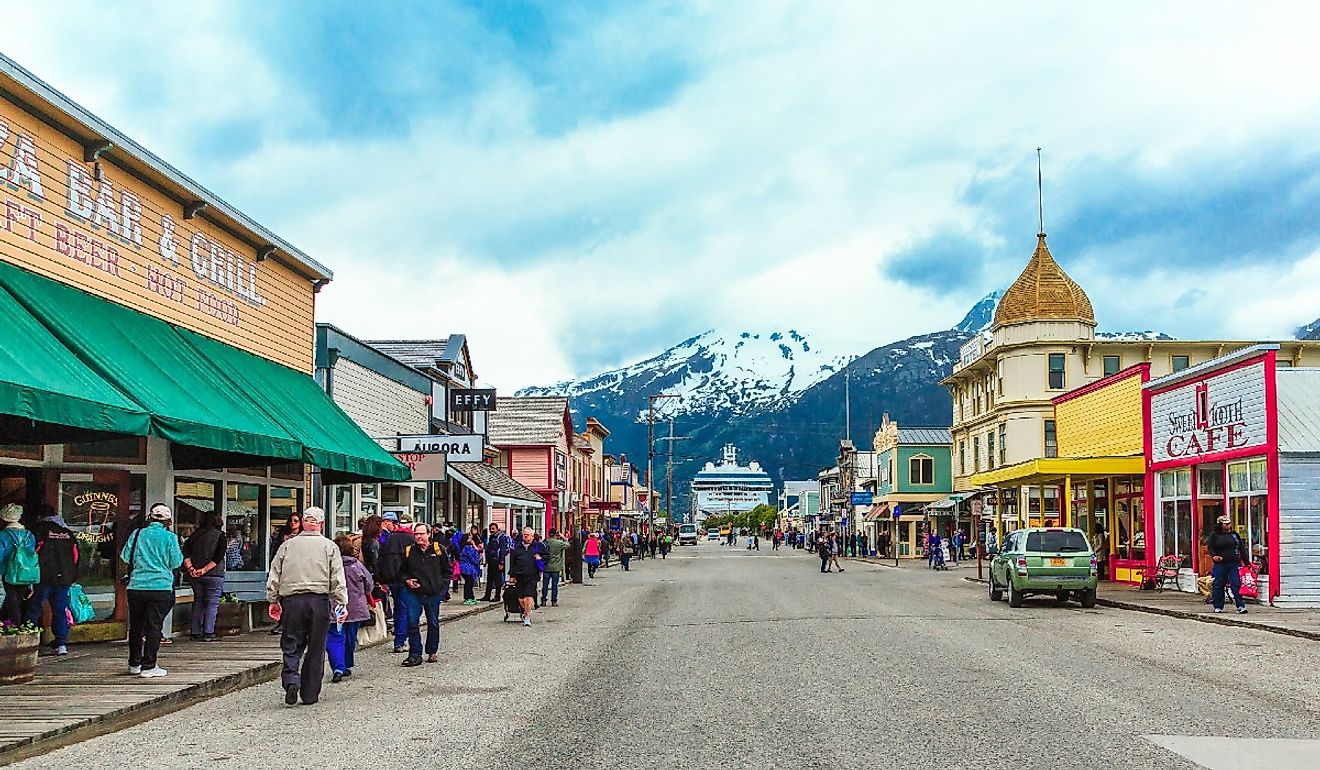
{"left": 517, "top": 328, "right": 848, "bottom": 419}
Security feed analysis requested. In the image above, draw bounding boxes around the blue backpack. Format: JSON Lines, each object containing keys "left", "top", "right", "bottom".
{"left": 3, "top": 529, "right": 39, "bottom": 586}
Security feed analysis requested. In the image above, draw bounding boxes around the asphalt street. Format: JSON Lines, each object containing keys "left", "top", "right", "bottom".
{"left": 12, "top": 543, "right": 1320, "bottom": 770}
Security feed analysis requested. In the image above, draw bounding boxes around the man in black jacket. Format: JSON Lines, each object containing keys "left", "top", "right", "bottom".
{"left": 400, "top": 523, "right": 450, "bottom": 666}
{"left": 508, "top": 527, "right": 543, "bottom": 627}
{"left": 27, "top": 507, "right": 79, "bottom": 655}
{"left": 480, "top": 523, "right": 511, "bottom": 603}
{"left": 376, "top": 514, "right": 417, "bottom": 653}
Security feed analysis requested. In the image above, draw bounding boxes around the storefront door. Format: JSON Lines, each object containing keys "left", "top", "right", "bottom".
{"left": 49, "top": 469, "right": 133, "bottom": 635}
{"left": 1196, "top": 499, "right": 1225, "bottom": 577}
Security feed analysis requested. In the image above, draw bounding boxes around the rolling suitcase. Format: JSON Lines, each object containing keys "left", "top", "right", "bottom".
{"left": 503, "top": 582, "right": 522, "bottom": 621}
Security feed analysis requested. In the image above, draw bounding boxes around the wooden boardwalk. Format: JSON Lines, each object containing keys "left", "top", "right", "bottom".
{"left": 0, "top": 633, "right": 283, "bottom": 765}
{"left": 0, "top": 600, "right": 500, "bottom": 765}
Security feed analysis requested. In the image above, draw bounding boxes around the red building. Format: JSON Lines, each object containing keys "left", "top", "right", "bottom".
{"left": 488, "top": 396, "right": 574, "bottom": 534}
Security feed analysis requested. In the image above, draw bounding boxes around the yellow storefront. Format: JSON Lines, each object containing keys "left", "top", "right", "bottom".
{"left": 0, "top": 53, "right": 406, "bottom": 641}
{"left": 971, "top": 364, "right": 1150, "bottom": 583}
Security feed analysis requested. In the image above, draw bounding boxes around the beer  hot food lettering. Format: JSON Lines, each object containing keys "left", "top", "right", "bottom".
{"left": 0, "top": 121, "right": 264, "bottom": 328}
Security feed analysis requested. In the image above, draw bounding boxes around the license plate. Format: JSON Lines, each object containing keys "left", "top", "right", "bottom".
{"left": 1049, "top": 558, "right": 1067, "bottom": 566}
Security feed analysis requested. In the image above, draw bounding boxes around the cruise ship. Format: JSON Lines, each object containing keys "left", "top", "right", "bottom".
{"left": 690, "top": 444, "right": 773, "bottom": 524}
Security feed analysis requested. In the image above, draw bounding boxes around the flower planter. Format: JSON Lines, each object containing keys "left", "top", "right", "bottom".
{"left": 0, "top": 632, "right": 40, "bottom": 685}
{"left": 214, "top": 602, "right": 246, "bottom": 637}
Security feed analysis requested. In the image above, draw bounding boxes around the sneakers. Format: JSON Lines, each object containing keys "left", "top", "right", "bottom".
{"left": 391, "top": 646, "right": 406, "bottom": 654}
{"left": 331, "top": 671, "right": 344, "bottom": 684}
{"left": 285, "top": 683, "right": 299, "bottom": 706}
{"left": 1214, "top": 607, "right": 1224, "bottom": 613}
{"left": 521, "top": 618, "right": 531, "bottom": 627}
{"left": 55, "top": 645, "right": 68, "bottom": 656}
{"left": 551, "top": 602, "right": 558, "bottom": 607}
{"left": 401, "top": 657, "right": 423, "bottom": 668}
{"left": 1238, "top": 607, "right": 1249, "bottom": 614}
{"left": 127, "top": 665, "right": 141, "bottom": 675}
{"left": 139, "top": 667, "right": 167, "bottom": 679}
{"left": 463, "top": 599, "right": 477, "bottom": 606}
{"left": 201, "top": 634, "right": 221, "bottom": 642}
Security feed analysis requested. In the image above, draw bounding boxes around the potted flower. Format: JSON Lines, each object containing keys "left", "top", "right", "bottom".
{"left": 0, "top": 620, "right": 41, "bottom": 685}
{"left": 214, "top": 593, "right": 245, "bottom": 637}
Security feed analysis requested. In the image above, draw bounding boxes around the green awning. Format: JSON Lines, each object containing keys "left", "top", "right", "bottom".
{"left": 0, "top": 282, "right": 151, "bottom": 441}
{"left": 177, "top": 329, "right": 410, "bottom": 483}
{"left": 0, "top": 260, "right": 301, "bottom": 465}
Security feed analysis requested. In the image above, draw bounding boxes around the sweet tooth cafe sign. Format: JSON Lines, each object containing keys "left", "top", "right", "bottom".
{"left": 0, "top": 97, "right": 312, "bottom": 367}
{"left": 1149, "top": 361, "right": 1267, "bottom": 464}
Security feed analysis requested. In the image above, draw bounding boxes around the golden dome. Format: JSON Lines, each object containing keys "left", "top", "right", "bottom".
{"left": 992, "top": 233, "right": 1095, "bottom": 328}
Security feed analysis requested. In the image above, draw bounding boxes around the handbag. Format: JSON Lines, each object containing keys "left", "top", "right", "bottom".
{"left": 357, "top": 602, "right": 388, "bottom": 647}
{"left": 1238, "top": 565, "right": 1260, "bottom": 599}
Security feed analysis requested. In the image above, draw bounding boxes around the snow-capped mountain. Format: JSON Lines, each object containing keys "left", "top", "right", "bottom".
{"left": 1297, "top": 316, "right": 1320, "bottom": 341}
{"left": 519, "top": 328, "right": 848, "bottom": 420}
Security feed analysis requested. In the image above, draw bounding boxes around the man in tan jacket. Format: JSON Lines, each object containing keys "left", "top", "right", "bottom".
{"left": 266, "top": 507, "right": 347, "bottom": 706}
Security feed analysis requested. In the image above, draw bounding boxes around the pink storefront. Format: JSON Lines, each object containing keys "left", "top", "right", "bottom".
{"left": 1142, "top": 344, "right": 1320, "bottom": 606}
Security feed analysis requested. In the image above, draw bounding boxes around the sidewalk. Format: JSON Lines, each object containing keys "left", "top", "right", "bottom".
{"left": 1095, "top": 583, "right": 1320, "bottom": 641}
{"left": 0, "top": 598, "right": 499, "bottom": 765}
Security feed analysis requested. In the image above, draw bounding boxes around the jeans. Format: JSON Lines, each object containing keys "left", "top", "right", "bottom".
{"left": 585, "top": 556, "right": 599, "bottom": 578}
{"left": 407, "top": 592, "right": 442, "bottom": 658}
{"left": 462, "top": 574, "right": 476, "bottom": 601}
{"left": 189, "top": 575, "right": 225, "bottom": 635}
{"left": 326, "top": 620, "right": 361, "bottom": 673}
{"left": 26, "top": 584, "right": 70, "bottom": 646}
{"left": 820, "top": 556, "right": 829, "bottom": 573}
{"left": 1211, "top": 562, "right": 1245, "bottom": 611}
{"left": 127, "top": 589, "right": 175, "bottom": 669}
{"left": 620, "top": 554, "right": 631, "bottom": 571}
{"left": 390, "top": 583, "right": 409, "bottom": 648}
{"left": 541, "top": 571, "right": 561, "bottom": 604}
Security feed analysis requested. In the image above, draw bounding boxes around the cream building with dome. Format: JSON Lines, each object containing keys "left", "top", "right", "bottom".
{"left": 943, "top": 230, "right": 1320, "bottom": 548}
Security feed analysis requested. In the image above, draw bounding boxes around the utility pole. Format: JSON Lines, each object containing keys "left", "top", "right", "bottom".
{"left": 658, "top": 417, "right": 690, "bottom": 527}
{"left": 844, "top": 367, "right": 851, "bottom": 442}
{"left": 646, "top": 393, "right": 679, "bottom": 537}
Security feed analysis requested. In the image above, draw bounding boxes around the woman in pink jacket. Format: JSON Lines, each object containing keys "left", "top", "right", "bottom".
{"left": 583, "top": 532, "right": 602, "bottom": 579}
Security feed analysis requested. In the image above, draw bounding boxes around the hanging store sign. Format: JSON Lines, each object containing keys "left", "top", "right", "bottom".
{"left": 449, "top": 388, "right": 497, "bottom": 412}
{"left": 1149, "top": 361, "right": 1267, "bottom": 465}
{"left": 397, "top": 434, "right": 483, "bottom": 462}
{"left": 390, "top": 451, "right": 446, "bottom": 481}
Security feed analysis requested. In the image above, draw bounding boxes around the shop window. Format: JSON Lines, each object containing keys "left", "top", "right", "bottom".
{"left": 383, "top": 485, "right": 403, "bottom": 505}
{"left": 63, "top": 437, "right": 146, "bottom": 464}
{"left": 972, "top": 436, "right": 980, "bottom": 472}
{"left": 1102, "top": 355, "right": 1121, "bottom": 377}
{"left": 58, "top": 473, "right": 144, "bottom": 622}
{"left": 996, "top": 359, "right": 1005, "bottom": 395}
{"left": 908, "top": 455, "right": 934, "bottom": 485}
{"left": 0, "top": 443, "right": 43, "bottom": 460}
{"left": 174, "top": 478, "right": 219, "bottom": 540}
{"left": 1228, "top": 458, "right": 1269, "bottom": 574}
{"left": 1047, "top": 353, "right": 1066, "bottom": 390}
{"left": 1044, "top": 420, "right": 1058, "bottom": 458}
{"left": 331, "top": 485, "right": 355, "bottom": 536}
{"left": 987, "top": 430, "right": 996, "bottom": 470}
{"left": 1172, "top": 355, "right": 1190, "bottom": 372}
{"left": 1157, "top": 469, "right": 1193, "bottom": 567}
{"left": 998, "top": 423, "right": 1007, "bottom": 465}
{"left": 226, "top": 482, "right": 266, "bottom": 571}
{"left": 959, "top": 442, "right": 966, "bottom": 475}
{"left": 268, "top": 485, "right": 303, "bottom": 561}
{"left": 271, "top": 462, "right": 305, "bottom": 481}
{"left": 228, "top": 465, "right": 268, "bottom": 479}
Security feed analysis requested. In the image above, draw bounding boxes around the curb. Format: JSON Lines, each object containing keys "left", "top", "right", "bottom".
{"left": 960, "top": 576, "right": 1320, "bottom": 642}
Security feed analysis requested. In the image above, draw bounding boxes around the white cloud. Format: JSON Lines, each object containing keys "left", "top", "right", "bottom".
{"left": 8, "top": 1, "right": 1320, "bottom": 389}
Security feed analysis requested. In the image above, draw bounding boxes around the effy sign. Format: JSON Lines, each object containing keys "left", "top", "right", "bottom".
{"left": 1148, "top": 360, "right": 1267, "bottom": 465}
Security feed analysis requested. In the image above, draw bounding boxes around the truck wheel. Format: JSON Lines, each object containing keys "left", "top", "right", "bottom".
{"left": 988, "top": 574, "right": 1003, "bottom": 602}
{"left": 1079, "top": 589, "right": 1097, "bottom": 609}
{"left": 1007, "top": 579, "right": 1025, "bottom": 608}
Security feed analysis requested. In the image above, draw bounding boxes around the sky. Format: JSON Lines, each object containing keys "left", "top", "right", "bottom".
{"left": 8, "top": 1, "right": 1320, "bottom": 390}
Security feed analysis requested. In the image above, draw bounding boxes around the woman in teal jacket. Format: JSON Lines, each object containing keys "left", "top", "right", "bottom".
{"left": 120, "top": 504, "right": 184, "bottom": 678}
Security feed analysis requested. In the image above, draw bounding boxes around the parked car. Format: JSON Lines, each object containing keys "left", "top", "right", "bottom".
{"left": 988, "top": 527, "right": 1098, "bottom": 608}
{"left": 706, "top": 528, "right": 720, "bottom": 541}
{"left": 678, "top": 523, "right": 699, "bottom": 545}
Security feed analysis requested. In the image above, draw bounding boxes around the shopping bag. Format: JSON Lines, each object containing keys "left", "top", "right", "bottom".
{"left": 1238, "top": 565, "right": 1259, "bottom": 599}
{"left": 67, "top": 584, "right": 96, "bottom": 624}
{"left": 357, "top": 602, "right": 388, "bottom": 647}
